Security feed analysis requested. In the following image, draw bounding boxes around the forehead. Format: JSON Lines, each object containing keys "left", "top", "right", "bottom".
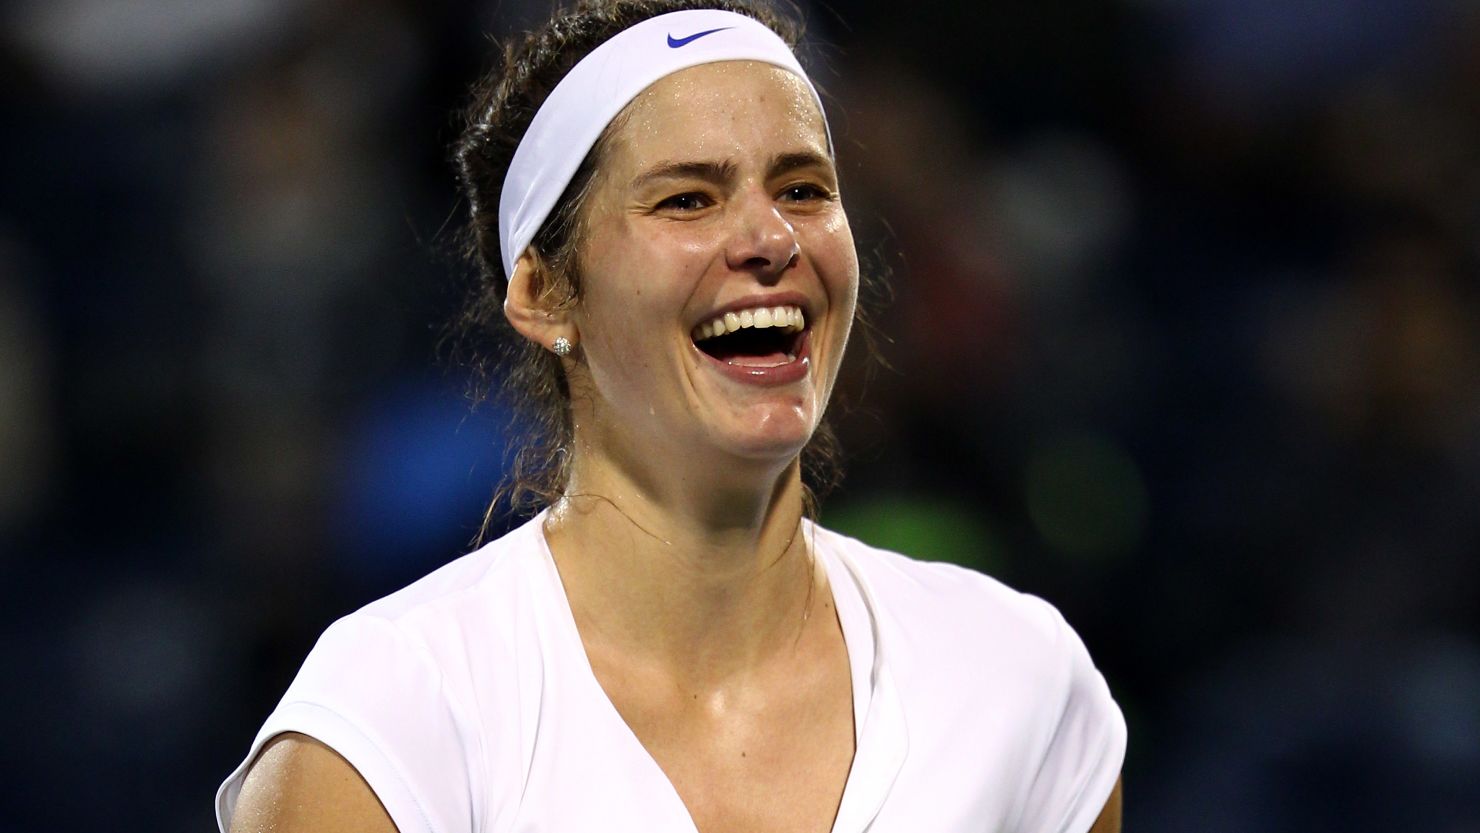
{"left": 603, "top": 61, "right": 828, "bottom": 171}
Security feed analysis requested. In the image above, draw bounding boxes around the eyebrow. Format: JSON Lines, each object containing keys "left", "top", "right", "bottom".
{"left": 631, "top": 160, "right": 738, "bottom": 191}
{"left": 768, "top": 151, "right": 834, "bottom": 181}
{"left": 630, "top": 151, "right": 835, "bottom": 191}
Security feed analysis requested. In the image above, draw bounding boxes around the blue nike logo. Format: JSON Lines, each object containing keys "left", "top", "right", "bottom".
{"left": 666, "top": 27, "right": 732, "bottom": 48}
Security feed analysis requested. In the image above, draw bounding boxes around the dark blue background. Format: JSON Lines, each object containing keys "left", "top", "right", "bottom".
{"left": 2, "top": 0, "right": 1478, "bottom": 830}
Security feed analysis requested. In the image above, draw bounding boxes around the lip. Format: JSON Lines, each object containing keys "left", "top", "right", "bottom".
{"left": 688, "top": 290, "right": 816, "bottom": 387}
{"left": 691, "top": 290, "right": 814, "bottom": 329}
{"left": 693, "top": 326, "right": 812, "bottom": 386}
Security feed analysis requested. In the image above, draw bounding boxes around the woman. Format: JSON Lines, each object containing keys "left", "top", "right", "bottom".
{"left": 216, "top": 2, "right": 1126, "bottom": 831}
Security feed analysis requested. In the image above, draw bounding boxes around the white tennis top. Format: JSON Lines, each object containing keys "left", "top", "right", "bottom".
{"left": 216, "top": 514, "right": 1126, "bottom": 833}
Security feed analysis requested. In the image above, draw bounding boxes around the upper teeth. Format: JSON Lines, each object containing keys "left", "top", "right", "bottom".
{"left": 693, "top": 305, "right": 806, "bottom": 341}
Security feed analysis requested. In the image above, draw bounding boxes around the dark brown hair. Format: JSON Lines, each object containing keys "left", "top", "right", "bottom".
{"left": 449, "top": 0, "right": 850, "bottom": 531}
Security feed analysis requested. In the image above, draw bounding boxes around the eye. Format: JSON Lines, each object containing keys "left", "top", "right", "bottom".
{"left": 779, "top": 183, "right": 831, "bottom": 203}
{"left": 655, "top": 192, "right": 712, "bottom": 212}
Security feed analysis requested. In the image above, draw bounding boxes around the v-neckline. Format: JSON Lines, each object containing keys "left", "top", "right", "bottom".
{"left": 531, "top": 516, "right": 908, "bottom": 833}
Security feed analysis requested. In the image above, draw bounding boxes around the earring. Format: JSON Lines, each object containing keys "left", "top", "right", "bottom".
{"left": 551, "top": 336, "right": 573, "bottom": 357}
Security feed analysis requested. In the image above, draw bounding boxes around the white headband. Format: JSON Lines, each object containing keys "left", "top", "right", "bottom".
{"left": 496, "top": 8, "right": 827, "bottom": 279}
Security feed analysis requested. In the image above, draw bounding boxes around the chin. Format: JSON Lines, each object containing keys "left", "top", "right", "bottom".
{"left": 684, "top": 395, "right": 825, "bottom": 471}
{"left": 715, "top": 420, "right": 816, "bottom": 468}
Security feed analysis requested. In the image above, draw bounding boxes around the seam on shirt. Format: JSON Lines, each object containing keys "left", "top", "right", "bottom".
{"left": 1051, "top": 726, "right": 1119, "bottom": 833}
{"left": 372, "top": 614, "right": 489, "bottom": 833}
{"left": 1004, "top": 599, "right": 1075, "bottom": 833}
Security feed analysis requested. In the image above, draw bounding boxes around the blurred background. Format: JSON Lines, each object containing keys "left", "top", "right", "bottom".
{"left": 3, "top": 0, "right": 1479, "bottom": 830}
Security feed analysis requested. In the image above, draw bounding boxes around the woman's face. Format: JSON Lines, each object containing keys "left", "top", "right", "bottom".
{"left": 567, "top": 60, "right": 858, "bottom": 473}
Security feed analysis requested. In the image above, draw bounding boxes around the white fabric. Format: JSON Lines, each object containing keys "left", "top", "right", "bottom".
{"left": 216, "top": 514, "right": 1126, "bottom": 833}
{"left": 496, "top": 9, "right": 827, "bottom": 278}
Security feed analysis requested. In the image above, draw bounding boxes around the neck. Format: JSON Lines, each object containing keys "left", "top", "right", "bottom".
{"left": 543, "top": 444, "right": 819, "bottom": 686}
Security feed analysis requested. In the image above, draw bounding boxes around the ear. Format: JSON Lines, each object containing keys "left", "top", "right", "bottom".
{"left": 503, "top": 249, "right": 578, "bottom": 354}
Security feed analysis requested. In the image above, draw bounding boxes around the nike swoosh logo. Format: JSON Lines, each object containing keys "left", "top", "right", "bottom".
{"left": 666, "top": 27, "right": 732, "bottom": 48}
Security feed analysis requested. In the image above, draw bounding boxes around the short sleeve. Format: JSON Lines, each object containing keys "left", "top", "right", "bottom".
{"left": 215, "top": 614, "right": 479, "bottom": 833}
{"left": 1014, "top": 607, "right": 1127, "bottom": 833}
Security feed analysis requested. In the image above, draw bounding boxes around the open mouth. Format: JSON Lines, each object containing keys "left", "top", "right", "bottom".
{"left": 692, "top": 304, "right": 806, "bottom": 367}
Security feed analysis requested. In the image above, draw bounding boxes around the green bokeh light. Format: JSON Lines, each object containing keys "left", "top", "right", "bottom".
{"left": 822, "top": 497, "right": 1004, "bottom": 575}
{"left": 1024, "top": 433, "right": 1148, "bottom": 560}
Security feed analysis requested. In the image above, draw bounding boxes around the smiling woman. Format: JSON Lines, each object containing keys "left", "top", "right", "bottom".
{"left": 215, "top": 2, "right": 1125, "bottom": 833}
{"left": 451, "top": 0, "right": 853, "bottom": 521}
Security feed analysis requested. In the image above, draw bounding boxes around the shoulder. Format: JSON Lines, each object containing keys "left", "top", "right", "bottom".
{"left": 352, "top": 511, "right": 549, "bottom": 633}
{"left": 814, "top": 526, "right": 1127, "bottom": 833}
{"left": 284, "top": 511, "right": 554, "bottom": 754}
{"left": 813, "top": 523, "right": 1068, "bottom": 662}
{"left": 290, "top": 513, "right": 548, "bottom": 694}
{"left": 216, "top": 515, "right": 552, "bottom": 833}
{"left": 288, "top": 514, "right": 551, "bottom": 725}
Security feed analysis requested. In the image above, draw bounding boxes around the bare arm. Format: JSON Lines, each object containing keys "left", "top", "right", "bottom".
{"left": 229, "top": 732, "right": 400, "bottom": 833}
{"left": 1087, "top": 775, "right": 1123, "bottom": 833}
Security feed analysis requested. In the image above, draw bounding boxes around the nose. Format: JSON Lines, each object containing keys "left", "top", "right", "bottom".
{"left": 724, "top": 190, "right": 800, "bottom": 279}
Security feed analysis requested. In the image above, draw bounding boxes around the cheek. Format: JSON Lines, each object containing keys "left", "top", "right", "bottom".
{"left": 583, "top": 230, "right": 712, "bottom": 333}
{"left": 575, "top": 246, "right": 692, "bottom": 370}
{"left": 583, "top": 287, "right": 655, "bottom": 367}
{"left": 575, "top": 226, "right": 643, "bottom": 349}
{"left": 811, "top": 215, "right": 861, "bottom": 309}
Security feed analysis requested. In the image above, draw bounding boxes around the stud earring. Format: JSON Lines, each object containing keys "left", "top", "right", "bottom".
{"left": 552, "top": 336, "right": 573, "bottom": 357}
